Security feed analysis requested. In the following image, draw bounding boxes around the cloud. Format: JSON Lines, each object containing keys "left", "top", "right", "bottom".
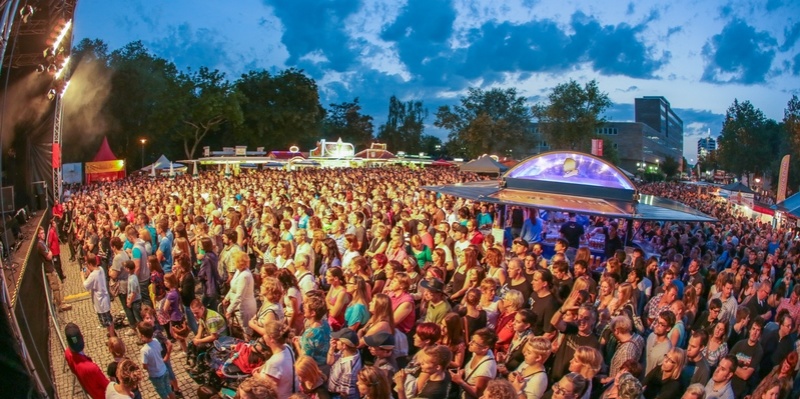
{"left": 701, "top": 19, "right": 777, "bottom": 84}
{"left": 781, "top": 22, "right": 800, "bottom": 51}
{"left": 148, "top": 24, "right": 234, "bottom": 73}
{"left": 674, "top": 108, "right": 726, "bottom": 137}
{"left": 626, "top": 2, "right": 635, "bottom": 15}
{"left": 766, "top": 0, "right": 784, "bottom": 12}
{"left": 718, "top": 3, "right": 733, "bottom": 18}
{"left": 794, "top": 53, "right": 800, "bottom": 75}
{"left": 380, "top": 0, "right": 458, "bottom": 87}
{"left": 266, "top": 0, "right": 361, "bottom": 72}
{"left": 666, "top": 26, "right": 682, "bottom": 38}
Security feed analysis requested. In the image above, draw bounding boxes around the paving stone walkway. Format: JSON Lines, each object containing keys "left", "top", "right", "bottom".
{"left": 51, "top": 247, "right": 201, "bottom": 399}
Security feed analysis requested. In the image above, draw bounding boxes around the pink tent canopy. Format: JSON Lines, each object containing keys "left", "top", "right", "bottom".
{"left": 85, "top": 137, "right": 126, "bottom": 183}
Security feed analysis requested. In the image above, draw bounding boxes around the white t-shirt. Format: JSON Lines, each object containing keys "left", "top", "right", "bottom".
{"left": 513, "top": 362, "right": 547, "bottom": 399}
{"left": 83, "top": 268, "right": 111, "bottom": 313}
{"left": 260, "top": 345, "right": 299, "bottom": 397}
{"left": 295, "top": 270, "right": 317, "bottom": 294}
{"left": 463, "top": 351, "right": 497, "bottom": 398}
{"left": 105, "top": 382, "right": 132, "bottom": 399}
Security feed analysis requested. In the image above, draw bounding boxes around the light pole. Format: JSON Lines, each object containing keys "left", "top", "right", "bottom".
{"left": 140, "top": 138, "right": 147, "bottom": 169}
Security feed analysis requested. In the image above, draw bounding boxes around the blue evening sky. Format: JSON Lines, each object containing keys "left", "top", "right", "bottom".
{"left": 73, "top": 0, "right": 800, "bottom": 161}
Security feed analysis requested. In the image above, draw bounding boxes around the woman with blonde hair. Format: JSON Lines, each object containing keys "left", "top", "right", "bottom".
{"left": 568, "top": 346, "right": 603, "bottom": 399}
{"left": 106, "top": 359, "right": 143, "bottom": 399}
{"left": 509, "top": 336, "right": 550, "bottom": 399}
{"left": 258, "top": 320, "right": 299, "bottom": 396}
{"left": 642, "top": 347, "right": 686, "bottom": 399}
{"left": 295, "top": 355, "right": 330, "bottom": 399}
{"left": 357, "top": 366, "right": 392, "bottom": 399}
{"left": 596, "top": 275, "right": 617, "bottom": 313}
{"left": 275, "top": 240, "right": 295, "bottom": 273}
{"left": 223, "top": 251, "right": 257, "bottom": 338}
{"left": 250, "top": 276, "right": 285, "bottom": 337}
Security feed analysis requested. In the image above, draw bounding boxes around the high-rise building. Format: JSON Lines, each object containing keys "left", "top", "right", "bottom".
{"left": 697, "top": 137, "right": 716, "bottom": 157}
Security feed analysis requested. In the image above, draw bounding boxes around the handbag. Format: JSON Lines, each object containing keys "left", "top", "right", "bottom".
{"left": 628, "top": 303, "right": 645, "bottom": 334}
{"left": 228, "top": 313, "right": 245, "bottom": 340}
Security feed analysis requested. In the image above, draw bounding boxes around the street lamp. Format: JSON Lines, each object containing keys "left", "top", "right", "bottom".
{"left": 140, "top": 138, "right": 147, "bottom": 169}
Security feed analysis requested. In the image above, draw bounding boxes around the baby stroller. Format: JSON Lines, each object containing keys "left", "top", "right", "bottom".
{"left": 188, "top": 335, "right": 270, "bottom": 393}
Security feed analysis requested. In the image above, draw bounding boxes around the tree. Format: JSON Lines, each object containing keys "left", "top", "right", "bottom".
{"left": 104, "top": 41, "right": 184, "bottom": 166}
{"left": 321, "top": 98, "right": 374, "bottom": 149}
{"left": 783, "top": 95, "right": 800, "bottom": 192}
{"left": 234, "top": 68, "right": 324, "bottom": 150}
{"left": 435, "top": 87, "right": 533, "bottom": 159}
{"left": 531, "top": 79, "right": 611, "bottom": 151}
{"left": 377, "top": 96, "right": 428, "bottom": 153}
{"left": 716, "top": 99, "right": 771, "bottom": 179}
{"left": 420, "top": 134, "right": 443, "bottom": 156}
{"left": 661, "top": 156, "right": 679, "bottom": 180}
{"left": 172, "top": 67, "right": 244, "bottom": 159}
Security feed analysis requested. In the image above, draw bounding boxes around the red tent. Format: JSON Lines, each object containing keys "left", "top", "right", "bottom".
{"left": 85, "top": 137, "right": 126, "bottom": 183}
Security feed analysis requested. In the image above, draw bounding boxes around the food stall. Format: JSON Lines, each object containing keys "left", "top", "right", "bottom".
{"left": 424, "top": 151, "right": 717, "bottom": 259}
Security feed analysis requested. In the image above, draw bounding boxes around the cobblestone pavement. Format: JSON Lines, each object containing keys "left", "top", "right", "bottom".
{"left": 51, "top": 246, "right": 201, "bottom": 399}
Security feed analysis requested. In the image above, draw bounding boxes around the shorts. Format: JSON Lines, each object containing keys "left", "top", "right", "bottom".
{"left": 149, "top": 371, "right": 173, "bottom": 399}
{"left": 98, "top": 311, "right": 113, "bottom": 327}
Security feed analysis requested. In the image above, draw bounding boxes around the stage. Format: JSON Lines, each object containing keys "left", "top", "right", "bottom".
{"left": 2, "top": 210, "right": 45, "bottom": 307}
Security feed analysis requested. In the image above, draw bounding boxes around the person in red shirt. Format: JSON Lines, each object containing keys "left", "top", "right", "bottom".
{"left": 47, "top": 219, "right": 65, "bottom": 281}
{"left": 64, "top": 323, "right": 109, "bottom": 399}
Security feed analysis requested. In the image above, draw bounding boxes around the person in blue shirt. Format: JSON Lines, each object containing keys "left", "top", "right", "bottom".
{"left": 520, "top": 208, "right": 543, "bottom": 244}
{"left": 156, "top": 220, "right": 173, "bottom": 273}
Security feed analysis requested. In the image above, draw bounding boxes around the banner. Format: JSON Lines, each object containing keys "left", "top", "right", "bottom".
{"left": 591, "top": 139, "right": 603, "bottom": 156}
{"left": 777, "top": 154, "right": 790, "bottom": 202}
{"left": 52, "top": 143, "right": 61, "bottom": 169}
{"left": 85, "top": 159, "right": 125, "bottom": 173}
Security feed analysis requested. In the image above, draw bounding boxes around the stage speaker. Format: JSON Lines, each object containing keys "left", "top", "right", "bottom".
{"left": 0, "top": 228, "right": 13, "bottom": 257}
{"left": 0, "top": 186, "right": 13, "bottom": 213}
{"left": 31, "top": 181, "right": 47, "bottom": 211}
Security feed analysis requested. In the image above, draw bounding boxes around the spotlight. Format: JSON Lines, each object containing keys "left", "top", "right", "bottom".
{"left": 47, "top": 89, "right": 56, "bottom": 101}
{"left": 47, "top": 64, "right": 57, "bottom": 73}
{"left": 19, "top": 5, "right": 34, "bottom": 24}
{"left": 36, "top": 64, "right": 45, "bottom": 73}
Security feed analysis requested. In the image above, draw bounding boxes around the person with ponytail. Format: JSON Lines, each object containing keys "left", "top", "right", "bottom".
{"left": 258, "top": 320, "right": 300, "bottom": 397}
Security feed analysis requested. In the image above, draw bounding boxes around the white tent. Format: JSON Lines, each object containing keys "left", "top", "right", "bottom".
{"left": 141, "top": 154, "right": 187, "bottom": 173}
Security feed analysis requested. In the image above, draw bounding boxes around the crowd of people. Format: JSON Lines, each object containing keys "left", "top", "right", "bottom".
{"left": 43, "top": 166, "right": 800, "bottom": 399}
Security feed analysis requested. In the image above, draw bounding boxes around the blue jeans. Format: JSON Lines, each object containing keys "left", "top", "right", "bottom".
{"left": 184, "top": 305, "right": 198, "bottom": 334}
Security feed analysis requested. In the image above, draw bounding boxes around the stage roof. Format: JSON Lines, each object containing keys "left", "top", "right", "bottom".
{"left": 424, "top": 152, "right": 716, "bottom": 222}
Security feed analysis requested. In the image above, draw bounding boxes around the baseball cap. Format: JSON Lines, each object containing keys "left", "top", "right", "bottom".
{"left": 332, "top": 328, "right": 359, "bottom": 347}
{"left": 364, "top": 331, "right": 395, "bottom": 349}
{"left": 65, "top": 322, "right": 84, "bottom": 352}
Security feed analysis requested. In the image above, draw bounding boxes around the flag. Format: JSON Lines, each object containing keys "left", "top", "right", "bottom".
{"left": 777, "top": 155, "right": 790, "bottom": 202}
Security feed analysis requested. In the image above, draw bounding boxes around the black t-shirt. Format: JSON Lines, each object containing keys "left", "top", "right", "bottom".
{"left": 729, "top": 340, "right": 763, "bottom": 393}
{"left": 642, "top": 366, "right": 682, "bottom": 399}
{"left": 417, "top": 373, "right": 452, "bottom": 398}
{"left": 529, "top": 291, "right": 559, "bottom": 336}
{"left": 37, "top": 239, "right": 55, "bottom": 273}
{"left": 559, "top": 221, "right": 585, "bottom": 248}
{"left": 509, "top": 279, "right": 533, "bottom": 307}
{"left": 551, "top": 323, "right": 600, "bottom": 382}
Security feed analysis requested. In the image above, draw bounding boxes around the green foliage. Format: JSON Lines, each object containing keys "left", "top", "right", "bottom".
{"left": 532, "top": 79, "right": 611, "bottom": 152}
{"left": 171, "top": 67, "right": 244, "bottom": 159}
{"left": 419, "top": 134, "right": 443, "bottom": 156}
{"left": 377, "top": 96, "right": 428, "bottom": 154}
{"left": 435, "top": 88, "right": 533, "bottom": 159}
{"left": 104, "top": 41, "right": 184, "bottom": 165}
{"left": 716, "top": 99, "right": 772, "bottom": 179}
{"left": 783, "top": 95, "right": 800, "bottom": 191}
{"left": 661, "top": 156, "right": 680, "bottom": 180}
{"left": 233, "top": 69, "right": 324, "bottom": 150}
{"left": 321, "top": 98, "right": 374, "bottom": 149}
{"left": 598, "top": 138, "right": 620, "bottom": 166}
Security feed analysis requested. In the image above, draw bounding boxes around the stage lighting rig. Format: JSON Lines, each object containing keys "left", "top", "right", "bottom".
{"left": 36, "top": 64, "right": 46, "bottom": 73}
{"left": 51, "top": 19, "right": 72, "bottom": 53}
{"left": 47, "top": 89, "right": 56, "bottom": 101}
